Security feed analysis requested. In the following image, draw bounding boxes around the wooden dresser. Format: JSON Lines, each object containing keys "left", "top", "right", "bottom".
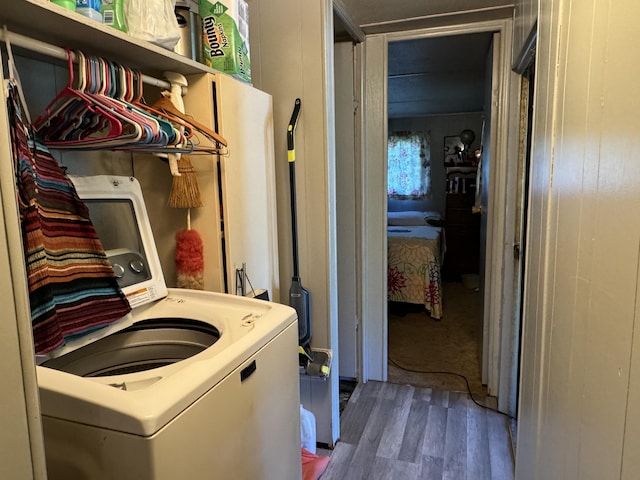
{"left": 443, "top": 167, "right": 480, "bottom": 280}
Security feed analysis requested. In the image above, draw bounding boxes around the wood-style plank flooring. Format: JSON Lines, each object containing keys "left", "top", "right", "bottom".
{"left": 321, "top": 381, "right": 514, "bottom": 480}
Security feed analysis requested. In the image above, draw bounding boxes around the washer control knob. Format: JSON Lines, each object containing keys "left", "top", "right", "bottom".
{"left": 112, "top": 263, "right": 125, "bottom": 278}
{"left": 129, "top": 259, "right": 145, "bottom": 274}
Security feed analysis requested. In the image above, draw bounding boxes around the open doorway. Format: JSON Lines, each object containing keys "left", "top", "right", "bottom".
{"left": 385, "top": 33, "right": 492, "bottom": 396}
{"left": 361, "top": 17, "right": 521, "bottom": 419}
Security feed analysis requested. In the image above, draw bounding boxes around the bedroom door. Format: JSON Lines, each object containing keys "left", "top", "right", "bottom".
{"left": 335, "top": 39, "right": 359, "bottom": 380}
{"left": 507, "top": 56, "right": 535, "bottom": 416}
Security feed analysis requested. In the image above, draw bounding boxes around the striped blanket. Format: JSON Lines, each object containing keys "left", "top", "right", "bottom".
{"left": 8, "top": 84, "right": 131, "bottom": 354}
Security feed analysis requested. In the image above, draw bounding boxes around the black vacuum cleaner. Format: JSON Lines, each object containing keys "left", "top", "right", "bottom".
{"left": 287, "top": 98, "right": 311, "bottom": 353}
{"left": 287, "top": 99, "right": 332, "bottom": 378}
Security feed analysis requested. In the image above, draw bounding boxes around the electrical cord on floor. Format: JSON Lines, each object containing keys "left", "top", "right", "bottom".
{"left": 388, "top": 356, "right": 515, "bottom": 420}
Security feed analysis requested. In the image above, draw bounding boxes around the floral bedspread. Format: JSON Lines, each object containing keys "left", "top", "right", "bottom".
{"left": 387, "top": 226, "right": 444, "bottom": 319}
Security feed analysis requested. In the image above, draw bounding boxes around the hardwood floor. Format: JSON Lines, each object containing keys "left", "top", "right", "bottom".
{"left": 321, "top": 381, "right": 514, "bottom": 480}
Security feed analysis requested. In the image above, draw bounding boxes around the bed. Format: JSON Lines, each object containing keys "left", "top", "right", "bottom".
{"left": 387, "top": 211, "right": 446, "bottom": 319}
{"left": 387, "top": 210, "right": 442, "bottom": 227}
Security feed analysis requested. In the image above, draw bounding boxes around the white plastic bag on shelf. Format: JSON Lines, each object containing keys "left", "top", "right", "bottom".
{"left": 124, "top": 0, "right": 180, "bottom": 50}
{"left": 300, "top": 404, "right": 317, "bottom": 454}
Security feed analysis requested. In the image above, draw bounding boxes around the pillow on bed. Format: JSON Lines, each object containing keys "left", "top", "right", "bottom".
{"left": 426, "top": 217, "right": 445, "bottom": 227}
{"left": 424, "top": 212, "right": 444, "bottom": 227}
{"left": 387, "top": 210, "right": 441, "bottom": 226}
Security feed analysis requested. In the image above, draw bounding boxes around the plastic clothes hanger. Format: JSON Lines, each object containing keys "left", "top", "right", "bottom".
{"left": 100, "top": 59, "right": 170, "bottom": 147}
{"left": 34, "top": 58, "right": 118, "bottom": 142}
{"left": 32, "top": 50, "right": 197, "bottom": 154}
{"left": 130, "top": 69, "right": 194, "bottom": 143}
{"left": 57, "top": 53, "right": 122, "bottom": 140}
{"left": 36, "top": 51, "right": 167, "bottom": 150}
{"left": 33, "top": 49, "right": 124, "bottom": 144}
{"left": 113, "top": 69, "right": 198, "bottom": 155}
{"left": 113, "top": 64, "right": 178, "bottom": 146}
{"left": 79, "top": 55, "right": 147, "bottom": 146}
{"left": 54, "top": 54, "right": 170, "bottom": 150}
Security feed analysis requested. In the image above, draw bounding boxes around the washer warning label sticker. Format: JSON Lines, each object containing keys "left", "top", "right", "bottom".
{"left": 126, "top": 288, "right": 151, "bottom": 308}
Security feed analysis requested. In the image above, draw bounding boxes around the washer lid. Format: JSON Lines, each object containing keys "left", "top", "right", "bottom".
{"left": 70, "top": 175, "right": 168, "bottom": 306}
{"left": 37, "top": 176, "right": 169, "bottom": 361}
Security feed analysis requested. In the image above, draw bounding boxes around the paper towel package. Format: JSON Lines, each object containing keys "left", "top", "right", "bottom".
{"left": 199, "top": 0, "right": 251, "bottom": 83}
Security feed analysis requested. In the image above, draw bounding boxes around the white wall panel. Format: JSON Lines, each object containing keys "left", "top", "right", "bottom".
{"left": 514, "top": 0, "right": 560, "bottom": 475}
{"left": 248, "top": 0, "right": 340, "bottom": 445}
{"left": 517, "top": 0, "right": 640, "bottom": 477}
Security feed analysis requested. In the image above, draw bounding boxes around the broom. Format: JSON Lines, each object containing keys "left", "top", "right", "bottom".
{"left": 168, "top": 154, "right": 203, "bottom": 209}
{"left": 167, "top": 153, "right": 205, "bottom": 290}
{"left": 168, "top": 154, "right": 204, "bottom": 289}
{"left": 163, "top": 73, "right": 206, "bottom": 290}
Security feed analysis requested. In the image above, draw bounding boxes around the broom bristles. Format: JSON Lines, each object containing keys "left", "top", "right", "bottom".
{"left": 168, "top": 155, "right": 204, "bottom": 209}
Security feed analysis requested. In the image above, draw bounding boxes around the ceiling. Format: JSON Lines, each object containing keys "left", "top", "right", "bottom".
{"left": 336, "top": 0, "right": 513, "bottom": 34}
{"left": 334, "top": 0, "right": 510, "bottom": 118}
{"left": 386, "top": 33, "right": 493, "bottom": 117}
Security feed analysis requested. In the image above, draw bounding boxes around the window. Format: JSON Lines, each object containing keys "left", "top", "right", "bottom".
{"left": 387, "top": 131, "right": 431, "bottom": 199}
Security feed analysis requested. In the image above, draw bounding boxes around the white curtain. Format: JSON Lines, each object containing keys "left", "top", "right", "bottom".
{"left": 387, "top": 131, "right": 431, "bottom": 199}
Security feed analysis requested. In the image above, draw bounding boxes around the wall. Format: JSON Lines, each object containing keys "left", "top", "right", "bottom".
{"left": 388, "top": 114, "right": 484, "bottom": 217}
{"left": 516, "top": 0, "right": 640, "bottom": 478}
{"left": 248, "top": 0, "right": 340, "bottom": 445}
{"left": 0, "top": 56, "right": 47, "bottom": 478}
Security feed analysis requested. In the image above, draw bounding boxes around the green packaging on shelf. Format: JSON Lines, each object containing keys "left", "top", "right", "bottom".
{"left": 199, "top": 0, "right": 251, "bottom": 83}
{"left": 51, "top": 0, "right": 76, "bottom": 11}
{"left": 101, "top": 0, "right": 127, "bottom": 32}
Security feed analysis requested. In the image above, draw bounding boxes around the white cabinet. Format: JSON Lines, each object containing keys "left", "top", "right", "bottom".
{"left": 188, "top": 73, "right": 280, "bottom": 300}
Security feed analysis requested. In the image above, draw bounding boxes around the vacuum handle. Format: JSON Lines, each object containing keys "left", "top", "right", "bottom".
{"left": 287, "top": 98, "right": 301, "bottom": 161}
{"left": 288, "top": 99, "right": 302, "bottom": 277}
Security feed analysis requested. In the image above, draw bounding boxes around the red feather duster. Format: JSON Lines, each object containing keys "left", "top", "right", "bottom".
{"left": 175, "top": 229, "right": 204, "bottom": 289}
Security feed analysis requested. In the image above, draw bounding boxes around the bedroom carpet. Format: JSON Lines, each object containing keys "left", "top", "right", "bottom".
{"left": 388, "top": 281, "right": 486, "bottom": 396}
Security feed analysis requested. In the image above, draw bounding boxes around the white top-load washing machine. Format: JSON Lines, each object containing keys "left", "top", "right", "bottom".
{"left": 35, "top": 175, "right": 302, "bottom": 480}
